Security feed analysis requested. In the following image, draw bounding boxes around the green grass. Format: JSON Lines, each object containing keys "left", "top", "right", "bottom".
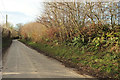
{"left": 20, "top": 39, "right": 119, "bottom": 79}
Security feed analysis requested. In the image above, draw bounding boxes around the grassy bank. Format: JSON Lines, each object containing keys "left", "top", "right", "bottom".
{"left": 20, "top": 39, "right": 119, "bottom": 79}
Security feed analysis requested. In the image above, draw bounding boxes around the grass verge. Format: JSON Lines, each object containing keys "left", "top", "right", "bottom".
{"left": 20, "top": 39, "right": 119, "bottom": 79}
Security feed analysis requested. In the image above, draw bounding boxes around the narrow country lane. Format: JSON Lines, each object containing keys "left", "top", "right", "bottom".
{"left": 2, "top": 40, "right": 93, "bottom": 78}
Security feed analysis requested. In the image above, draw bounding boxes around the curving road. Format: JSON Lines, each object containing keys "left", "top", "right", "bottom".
{"left": 2, "top": 40, "right": 93, "bottom": 78}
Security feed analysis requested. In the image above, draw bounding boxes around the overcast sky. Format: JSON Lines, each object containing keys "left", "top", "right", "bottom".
{"left": 0, "top": 0, "right": 119, "bottom": 26}
{"left": 0, "top": 0, "right": 44, "bottom": 26}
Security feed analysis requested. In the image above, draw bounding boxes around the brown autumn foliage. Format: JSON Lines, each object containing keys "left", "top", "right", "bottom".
{"left": 20, "top": 22, "right": 47, "bottom": 42}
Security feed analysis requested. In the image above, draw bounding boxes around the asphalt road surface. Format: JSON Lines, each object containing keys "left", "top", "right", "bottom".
{"left": 2, "top": 40, "right": 93, "bottom": 78}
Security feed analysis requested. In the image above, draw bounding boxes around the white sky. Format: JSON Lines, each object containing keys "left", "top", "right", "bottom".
{"left": 0, "top": 0, "right": 44, "bottom": 26}
{"left": 0, "top": 0, "right": 119, "bottom": 26}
